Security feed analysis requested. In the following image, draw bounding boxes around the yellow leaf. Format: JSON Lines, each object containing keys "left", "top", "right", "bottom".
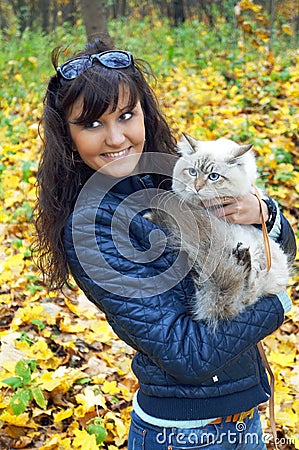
{"left": 53, "top": 408, "right": 74, "bottom": 423}
{"left": 28, "top": 56, "right": 38, "bottom": 66}
{"left": 59, "top": 317, "right": 88, "bottom": 333}
{"left": 15, "top": 338, "right": 57, "bottom": 368}
{"left": 104, "top": 411, "right": 127, "bottom": 446}
{"left": 101, "top": 380, "right": 120, "bottom": 396}
{"left": 240, "top": 0, "right": 262, "bottom": 12}
{"left": 4, "top": 190, "right": 24, "bottom": 208}
{"left": 39, "top": 435, "right": 72, "bottom": 450}
{"left": 0, "top": 410, "right": 37, "bottom": 428}
{"left": 12, "top": 304, "right": 46, "bottom": 328}
{"left": 37, "top": 367, "right": 88, "bottom": 391}
{"left": 89, "top": 320, "right": 116, "bottom": 343}
{"left": 1, "top": 173, "right": 20, "bottom": 190}
{"left": 35, "top": 372, "right": 61, "bottom": 391}
{"left": 269, "top": 351, "right": 295, "bottom": 367}
{"left": 1, "top": 253, "right": 25, "bottom": 278}
{"left": 72, "top": 428, "right": 99, "bottom": 450}
{"left": 64, "top": 297, "right": 97, "bottom": 319}
{"left": 282, "top": 24, "right": 293, "bottom": 36}
{"left": 292, "top": 436, "right": 299, "bottom": 449}
{"left": 0, "top": 392, "right": 10, "bottom": 408}
{"left": 242, "top": 21, "right": 252, "bottom": 33}
{"left": 166, "top": 35, "right": 174, "bottom": 45}
{"left": 75, "top": 387, "right": 106, "bottom": 412}
{"left": 256, "top": 29, "right": 269, "bottom": 40}
{"left": 74, "top": 405, "right": 87, "bottom": 419}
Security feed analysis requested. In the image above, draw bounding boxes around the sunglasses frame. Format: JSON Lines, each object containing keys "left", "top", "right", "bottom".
{"left": 56, "top": 50, "right": 134, "bottom": 80}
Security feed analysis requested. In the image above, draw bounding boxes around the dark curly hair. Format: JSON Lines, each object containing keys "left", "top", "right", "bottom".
{"left": 33, "top": 39, "right": 177, "bottom": 290}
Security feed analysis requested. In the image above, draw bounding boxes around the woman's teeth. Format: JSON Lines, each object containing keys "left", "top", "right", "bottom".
{"left": 104, "top": 148, "right": 129, "bottom": 158}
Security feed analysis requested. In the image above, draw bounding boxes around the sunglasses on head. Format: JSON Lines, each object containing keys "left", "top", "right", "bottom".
{"left": 56, "top": 50, "right": 134, "bottom": 80}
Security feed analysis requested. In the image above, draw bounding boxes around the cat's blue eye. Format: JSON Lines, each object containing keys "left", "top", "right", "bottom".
{"left": 188, "top": 168, "right": 197, "bottom": 176}
{"left": 208, "top": 173, "right": 220, "bottom": 181}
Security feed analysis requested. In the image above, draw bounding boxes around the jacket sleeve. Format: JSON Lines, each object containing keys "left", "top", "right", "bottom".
{"left": 64, "top": 205, "right": 285, "bottom": 385}
{"left": 277, "top": 212, "right": 297, "bottom": 262}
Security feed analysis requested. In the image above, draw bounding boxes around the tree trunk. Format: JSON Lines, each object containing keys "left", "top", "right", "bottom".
{"left": 79, "top": 0, "right": 113, "bottom": 46}
{"left": 0, "top": 2, "right": 8, "bottom": 31}
{"left": 62, "top": 0, "right": 77, "bottom": 26}
{"left": 173, "top": 0, "right": 185, "bottom": 27}
{"left": 121, "top": 0, "right": 127, "bottom": 17}
{"left": 38, "top": 0, "right": 50, "bottom": 33}
{"left": 198, "top": 0, "right": 215, "bottom": 28}
{"left": 269, "top": 0, "right": 275, "bottom": 51}
{"left": 112, "top": 0, "right": 119, "bottom": 19}
{"left": 11, "top": 0, "right": 28, "bottom": 34}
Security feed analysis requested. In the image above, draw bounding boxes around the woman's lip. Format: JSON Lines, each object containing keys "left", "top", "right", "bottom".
{"left": 101, "top": 147, "right": 131, "bottom": 160}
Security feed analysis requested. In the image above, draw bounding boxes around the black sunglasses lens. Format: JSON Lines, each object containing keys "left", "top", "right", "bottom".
{"left": 98, "top": 51, "right": 131, "bottom": 68}
{"left": 60, "top": 57, "right": 91, "bottom": 79}
{"left": 58, "top": 51, "right": 133, "bottom": 80}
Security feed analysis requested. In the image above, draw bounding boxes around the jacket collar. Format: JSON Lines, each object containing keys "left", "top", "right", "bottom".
{"left": 110, "top": 174, "right": 154, "bottom": 195}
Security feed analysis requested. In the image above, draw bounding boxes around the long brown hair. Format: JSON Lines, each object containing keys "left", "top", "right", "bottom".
{"left": 33, "top": 39, "right": 176, "bottom": 290}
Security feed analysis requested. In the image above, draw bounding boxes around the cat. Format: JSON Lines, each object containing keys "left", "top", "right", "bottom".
{"left": 149, "top": 134, "right": 290, "bottom": 328}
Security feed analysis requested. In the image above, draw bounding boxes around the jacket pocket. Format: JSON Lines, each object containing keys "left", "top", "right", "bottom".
{"left": 198, "top": 347, "right": 260, "bottom": 397}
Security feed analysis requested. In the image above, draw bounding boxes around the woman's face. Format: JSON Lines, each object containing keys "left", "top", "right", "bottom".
{"left": 68, "top": 87, "right": 145, "bottom": 178}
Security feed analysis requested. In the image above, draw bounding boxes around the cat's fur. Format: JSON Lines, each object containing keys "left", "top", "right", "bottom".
{"left": 150, "top": 134, "right": 290, "bottom": 328}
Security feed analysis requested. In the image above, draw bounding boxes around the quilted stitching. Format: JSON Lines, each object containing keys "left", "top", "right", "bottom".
{"left": 64, "top": 175, "right": 286, "bottom": 404}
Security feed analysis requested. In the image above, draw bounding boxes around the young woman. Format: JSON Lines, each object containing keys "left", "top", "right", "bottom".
{"left": 34, "top": 39, "right": 296, "bottom": 449}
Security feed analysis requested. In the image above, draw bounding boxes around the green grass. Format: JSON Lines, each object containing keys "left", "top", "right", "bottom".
{"left": 0, "top": 15, "right": 296, "bottom": 107}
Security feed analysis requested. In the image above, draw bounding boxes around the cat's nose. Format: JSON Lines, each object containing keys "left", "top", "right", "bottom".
{"left": 195, "top": 183, "right": 204, "bottom": 191}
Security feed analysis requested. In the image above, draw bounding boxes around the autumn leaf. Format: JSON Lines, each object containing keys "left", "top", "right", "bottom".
{"left": 72, "top": 428, "right": 99, "bottom": 450}
{"left": 0, "top": 15, "right": 298, "bottom": 450}
{"left": 101, "top": 380, "right": 120, "bottom": 396}
{"left": 76, "top": 387, "right": 107, "bottom": 412}
{"left": 53, "top": 408, "right": 74, "bottom": 423}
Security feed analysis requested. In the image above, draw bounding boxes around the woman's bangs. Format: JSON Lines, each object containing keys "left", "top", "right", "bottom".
{"left": 71, "top": 69, "right": 139, "bottom": 126}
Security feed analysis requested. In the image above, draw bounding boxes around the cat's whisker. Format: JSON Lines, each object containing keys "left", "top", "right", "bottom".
{"left": 178, "top": 197, "right": 185, "bottom": 211}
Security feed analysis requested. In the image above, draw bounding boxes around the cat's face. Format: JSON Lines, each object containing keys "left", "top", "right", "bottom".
{"left": 172, "top": 135, "right": 257, "bottom": 203}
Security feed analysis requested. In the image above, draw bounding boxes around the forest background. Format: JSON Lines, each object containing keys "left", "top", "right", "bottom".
{"left": 0, "top": 0, "right": 298, "bottom": 449}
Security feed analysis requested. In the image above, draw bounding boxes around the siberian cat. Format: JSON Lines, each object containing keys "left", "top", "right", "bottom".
{"left": 150, "top": 135, "right": 290, "bottom": 328}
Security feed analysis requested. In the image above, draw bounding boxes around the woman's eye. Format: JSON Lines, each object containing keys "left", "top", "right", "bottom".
{"left": 85, "top": 120, "right": 101, "bottom": 129}
{"left": 120, "top": 112, "right": 133, "bottom": 121}
{"left": 208, "top": 172, "right": 220, "bottom": 181}
{"left": 188, "top": 168, "right": 197, "bottom": 177}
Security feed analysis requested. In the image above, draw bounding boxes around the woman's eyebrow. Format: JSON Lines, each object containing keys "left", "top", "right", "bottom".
{"left": 118, "top": 106, "right": 130, "bottom": 113}
{"left": 118, "top": 103, "right": 137, "bottom": 113}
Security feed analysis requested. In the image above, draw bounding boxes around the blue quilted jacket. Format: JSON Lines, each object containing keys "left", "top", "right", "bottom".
{"left": 64, "top": 173, "right": 296, "bottom": 420}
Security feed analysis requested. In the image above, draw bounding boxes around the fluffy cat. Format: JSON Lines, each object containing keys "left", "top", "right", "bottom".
{"left": 150, "top": 134, "right": 290, "bottom": 328}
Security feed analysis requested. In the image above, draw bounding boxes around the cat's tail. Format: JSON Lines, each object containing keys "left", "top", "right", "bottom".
{"left": 191, "top": 252, "right": 250, "bottom": 329}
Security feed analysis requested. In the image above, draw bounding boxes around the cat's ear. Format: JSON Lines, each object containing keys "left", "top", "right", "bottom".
{"left": 177, "top": 133, "right": 198, "bottom": 155}
{"left": 232, "top": 144, "right": 254, "bottom": 158}
{"left": 227, "top": 144, "right": 254, "bottom": 165}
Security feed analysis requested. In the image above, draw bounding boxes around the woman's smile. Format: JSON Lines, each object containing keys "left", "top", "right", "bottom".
{"left": 101, "top": 147, "right": 132, "bottom": 160}
{"left": 68, "top": 87, "right": 145, "bottom": 178}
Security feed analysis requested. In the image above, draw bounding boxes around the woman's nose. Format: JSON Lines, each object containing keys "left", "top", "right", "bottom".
{"left": 105, "top": 125, "right": 126, "bottom": 147}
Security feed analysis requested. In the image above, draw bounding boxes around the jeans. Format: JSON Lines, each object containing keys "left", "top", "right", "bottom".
{"left": 128, "top": 408, "right": 267, "bottom": 449}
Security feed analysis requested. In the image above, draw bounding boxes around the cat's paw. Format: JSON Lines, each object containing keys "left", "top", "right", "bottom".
{"left": 232, "top": 242, "right": 251, "bottom": 271}
{"left": 251, "top": 249, "right": 267, "bottom": 273}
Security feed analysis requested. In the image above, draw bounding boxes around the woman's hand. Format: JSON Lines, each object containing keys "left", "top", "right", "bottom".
{"left": 203, "top": 192, "right": 269, "bottom": 225}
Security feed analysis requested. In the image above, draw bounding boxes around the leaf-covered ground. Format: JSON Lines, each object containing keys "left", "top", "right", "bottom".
{"left": 0, "top": 24, "right": 298, "bottom": 450}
